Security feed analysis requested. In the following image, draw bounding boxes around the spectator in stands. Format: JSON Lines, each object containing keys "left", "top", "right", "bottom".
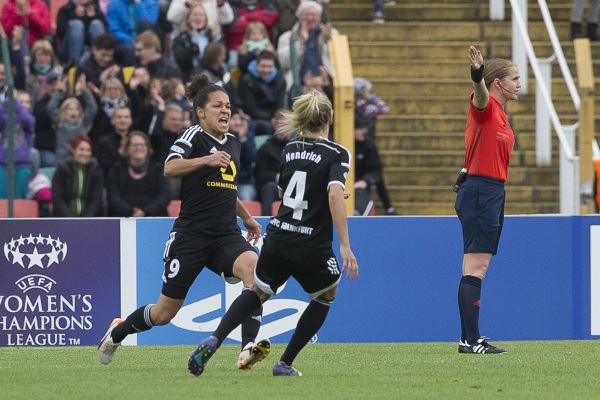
{"left": 570, "top": 0, "right": 600, "bottom": 40}
{"left": 32, "top": 72, "right": 61, "bottom": 168}
{"left": 150, "top": 104, "right": 185, "bottom": 164}
{"left": 277, "top": 1, "right": 337, "bottom": 101}
{"left": 301, "top": 64, "right": 332, "bottom": 102}
{"left": 237, "top": 50, "right": 285, "bottom": 136}
{"left": 0, "top": 0, "right": 51, "bottom": 52}
{"left": 87, "top": 77, "right": 131, "bottom": 146}
{"left": 106, "top": 0, "right": 158, "bottom": 66}
{"left": 150, "top": 104, "right": 185, "bottom": 198}
{"left": 9, "top": 25, "right": 26, "bottom": 91}
{"left": 135, "top": 76, "right": 165, "bottom": 134}
{"left": 372, "top": 0, "right": 385, "bottom": 23}
{"left": 237, "top": 20, "right": 275, "bottom": 73}
{"left": 75, "top": 33, "right": 124, "bottom": 90}
{"left": 354, "top": 123, "right": 396, "bottom": 216}
{"left": 254, "top": 108, "right": 290, "bottom": 216}
{"left": 26, "top": 39, "right": 63, "bottom": 103}
{"left": 228, "top": 110, "right": 257, "bottom": 201}
{"left": 52, "top": 135, "right": 104, "bottom": 217}
{"left": 48, "top": 74, "right": 98, "bottom": 165}
{"left": 56, "top": 0, "right": 108, "bottom": 66}
{"left": 126, "top": 66, "right": 151, "bottom": 130}
{"left": 106, "top": 130, "right": 171, "bottom": 216}
{"left": 0, "top": 62, "right": 35, "bottom": 199}
{"left": 223, "top": 0, "right": 278, "bottom": 68}
{"left": 353, "top": 76, "right": 396, "bottom": 215}
{"left": 16, "top": 90, "right": 40, "bottom": 176}
{"left": 168, "top": 0, "right": 234, "bottom": 41}
{"left": 162, "top": 77, "right": 190, "bottom": 110}
{"left": 276, "top": 0, "right": 329, "bottom": 39}
{"left": 96, "top": 105, "right": 133, "bottom": 177}
{"left": 172, "top": 1, "right": 221, "bottom": 82}
{"left": 194, "top": 41, "right": 230, "bottom": 86}
{"left": 134, "top": 30, "right": 182, "bottom": 79}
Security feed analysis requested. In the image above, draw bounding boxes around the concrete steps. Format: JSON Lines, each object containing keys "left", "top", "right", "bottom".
{"left": 337, "top": 0, "right": 588, "bottom": 215}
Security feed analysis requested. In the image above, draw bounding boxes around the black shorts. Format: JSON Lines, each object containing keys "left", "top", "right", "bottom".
{"left": 254, "top": 242, "right": 341, "bottom": 300}
{"left": 455, "top": 176, "right": 506, "bottom": 255}
{"left": 161, "top": 231, "right": 256, "bottom": 299}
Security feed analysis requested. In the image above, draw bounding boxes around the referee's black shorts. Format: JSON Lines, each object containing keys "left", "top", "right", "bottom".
{"left": 160, "top": 231, "right": 256, "bottom": 299}
{"left": 255, "top": 241, "right": 341, "bottom": 300}
{"left": 454, "top": 176, "right": 506, "bottom": 255}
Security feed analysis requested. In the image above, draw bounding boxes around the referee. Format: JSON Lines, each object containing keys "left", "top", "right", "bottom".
{"left": 455, "top": 46, "right": 520, "bottom": 354}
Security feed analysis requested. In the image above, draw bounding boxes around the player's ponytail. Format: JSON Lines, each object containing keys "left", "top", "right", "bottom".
{"left": 276, "top": 89, "right": 332, "bottom": 140}
{"left": 186, "top": 74, "right": 227, "bottom": 123}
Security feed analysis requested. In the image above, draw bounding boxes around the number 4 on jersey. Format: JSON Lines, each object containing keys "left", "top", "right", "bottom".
{"left": 282, "top": 171, "right": 308, "bottom": 220}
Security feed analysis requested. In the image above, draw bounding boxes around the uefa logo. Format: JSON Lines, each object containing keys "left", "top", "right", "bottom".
{"left": 3, "top": 234, "right": 68, "bottom": 293}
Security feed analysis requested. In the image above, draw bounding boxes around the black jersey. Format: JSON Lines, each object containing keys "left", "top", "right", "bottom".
{"left": 265, "top": 137, "right": 351, "bottom": 253}
{"left": 167, "top": 125, "right": 242, "bottom": 236}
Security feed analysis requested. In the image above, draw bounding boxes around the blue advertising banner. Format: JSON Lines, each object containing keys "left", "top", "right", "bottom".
{"left": 0, "top": 219, "right": 121, "bottom": 346}
{"left": 135, "top": 215, "right": 600, "bottom": 345}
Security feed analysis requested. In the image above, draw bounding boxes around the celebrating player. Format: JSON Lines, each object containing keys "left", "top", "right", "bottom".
{"left": 187, "top": 89, "right": 359, "bottom": 377}
{"left": 97, "top": 74, "right": 268, "bottom": 370}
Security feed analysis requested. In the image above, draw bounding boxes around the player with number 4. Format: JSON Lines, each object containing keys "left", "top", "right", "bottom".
{"left": 187, "top": 89, "right": 359, "bottom": 377}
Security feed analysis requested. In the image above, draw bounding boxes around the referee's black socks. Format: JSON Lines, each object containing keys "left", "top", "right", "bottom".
{"left": 458, "top": 275, "right": 482, "bottom": 345}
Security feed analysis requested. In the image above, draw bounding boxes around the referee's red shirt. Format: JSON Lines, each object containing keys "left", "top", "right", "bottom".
{"left": 463, "top": 93, "right": 514, "bottom": 182}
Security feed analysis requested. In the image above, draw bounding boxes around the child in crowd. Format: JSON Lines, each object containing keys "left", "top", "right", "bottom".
{"left": 48, "top": 74, "right": 98, "bottom": 164}
{"left": 237, "top": 21, "right": 275, "bottom": 73}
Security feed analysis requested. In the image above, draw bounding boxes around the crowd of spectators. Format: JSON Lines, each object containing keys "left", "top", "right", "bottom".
{"left": 0, "top": 0, "right": 396, "bottom": 216}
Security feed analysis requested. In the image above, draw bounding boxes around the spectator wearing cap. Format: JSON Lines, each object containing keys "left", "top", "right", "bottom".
{"left": 52, "top": 134, "right": 105, "bottom": 217}
{"left": 277, "top": 0, "right": 337, "bottom": 101}
{"left": 106, "top": 0, "right": 159, "bottom": 66}
{"left": 0, "top": 61, "right": 36, "bottom": 199}
{"left": 56, "top": 0, "right": 108, "bottom": 66}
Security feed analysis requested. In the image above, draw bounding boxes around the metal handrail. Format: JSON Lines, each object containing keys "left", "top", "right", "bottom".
{"left": 509, "top": 0, "right": 577, "bottom": 161}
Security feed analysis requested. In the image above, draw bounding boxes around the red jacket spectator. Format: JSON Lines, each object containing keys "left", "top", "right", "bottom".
{"left": 224, "top": 0, "right": 278, "bottom": 51}
{"left": 0, "top": 0, "right": 51, "bottom": 47}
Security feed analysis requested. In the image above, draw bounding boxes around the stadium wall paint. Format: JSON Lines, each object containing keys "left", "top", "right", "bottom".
{"left": 1, "top": 216, "right": 599, "bottom": 346}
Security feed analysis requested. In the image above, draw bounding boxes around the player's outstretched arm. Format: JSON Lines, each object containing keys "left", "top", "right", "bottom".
{"left": 329, "top": 184, "right": 359, "bottom": 280}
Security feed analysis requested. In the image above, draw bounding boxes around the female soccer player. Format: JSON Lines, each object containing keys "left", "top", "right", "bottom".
{"left": 187, "top": 89, "right": 359, "bottom": 377}
{"left": 97, "top": 74, "right": 266, "bottom": 368}
{"left": 455, "top": 46, "right": 520, "bottom": 354}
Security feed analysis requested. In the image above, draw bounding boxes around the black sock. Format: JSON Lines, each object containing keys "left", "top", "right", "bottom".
{"left": 280, "top": 298, "right": 331, "bottom": 366}
{"left": 213, "top": 290, "right": 262, "bottom": 346}
{"left": 241, "top": 304, "right": 263, "bottom": 349}
{"left": 111, "top": 304, "right": 154, "bottom": 344}
{"left": 458, "top": 275, "right": 482, "bottom": 344}
{"left": 458, "top": 280, "right": 466, "bottom": 342}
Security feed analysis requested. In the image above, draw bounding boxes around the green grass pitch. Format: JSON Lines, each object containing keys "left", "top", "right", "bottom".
{"left": 1, "top": 341, "right": 599, "bottom": 399}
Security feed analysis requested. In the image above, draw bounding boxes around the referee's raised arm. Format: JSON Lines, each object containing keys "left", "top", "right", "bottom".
{"left": 469, "top": 46, "right": 489, "bottom": 110}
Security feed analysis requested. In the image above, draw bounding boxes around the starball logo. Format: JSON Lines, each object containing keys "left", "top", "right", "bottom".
{"left": 1, "top": 233, "right": 93, "bottom": 346}
{"left": 4, "top": 234, "right": 67, "bottom": 293}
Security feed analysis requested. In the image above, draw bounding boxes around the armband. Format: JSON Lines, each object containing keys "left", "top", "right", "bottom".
{"left": 470, "top": 65, "right": 484, "bottom": 83}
